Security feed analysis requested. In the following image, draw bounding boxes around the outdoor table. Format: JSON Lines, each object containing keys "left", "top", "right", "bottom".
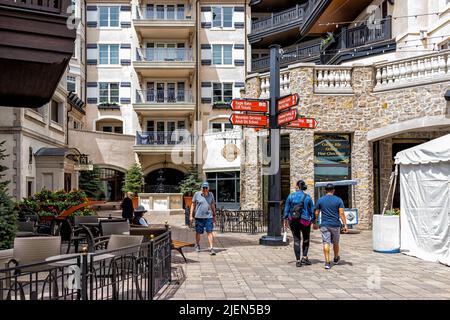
{"left": 45, "top": 252, "right": 115, "bottom": 267}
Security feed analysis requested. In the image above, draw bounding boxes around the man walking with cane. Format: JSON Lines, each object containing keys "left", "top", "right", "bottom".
{"left": 314, "top": 183, "right": 348, "bottom": 269}
{"left": 189, "top": 182, "right": 217, "bottom": 255}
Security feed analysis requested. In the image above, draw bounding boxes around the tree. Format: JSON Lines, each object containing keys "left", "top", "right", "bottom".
{"left": 179, "top": 167, "right": 203, "bottom": 196}
{"left": 0, "top": 140, "right": 16, "bottom": 249}
{"left": 79, "top": 165, "right": 103, "bottom": 200}
{"left": 122, "top": 163, "right": 144, "bottom": 195}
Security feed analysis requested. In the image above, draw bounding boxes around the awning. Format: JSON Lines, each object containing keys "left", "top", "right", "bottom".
{"left": 394, "top": 134, "right": 450, "bottom": 165}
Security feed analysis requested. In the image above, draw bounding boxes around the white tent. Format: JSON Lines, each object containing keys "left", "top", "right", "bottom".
{"left": 395, "top": 134, "right": 450, "bottom": 266}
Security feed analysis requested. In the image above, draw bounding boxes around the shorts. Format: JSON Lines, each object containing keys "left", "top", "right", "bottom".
{"left": 195, "top": 218, "right": 214, "bottom": 234}
{"left": 320, "top": 226, "right": 340, "bottom": 244}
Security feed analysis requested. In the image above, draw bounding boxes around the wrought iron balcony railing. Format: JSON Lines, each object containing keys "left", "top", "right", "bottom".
{"left": 135, "top": 5, "right": 191, "bottom": 20}
{"left": 135, "top": 89, "right": 193, "bottom": 104}
{"left": 136, "top": 48, "right": 193, "bottom": 62}
{"left": 250, "top": 4, "right": 306, "bottom": 35}
{"left": 0, "top": 0, "right": 66, "bottom": 14}
{"left": 136, "top": 131, "right": 193, "bottom": 146}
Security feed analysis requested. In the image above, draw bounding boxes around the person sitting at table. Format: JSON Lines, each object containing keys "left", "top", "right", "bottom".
{"left": 132, "top": 205, "right": 149, "bottom": 227}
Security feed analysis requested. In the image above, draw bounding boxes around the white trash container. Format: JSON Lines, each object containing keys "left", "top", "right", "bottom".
{"left": 372, "top": 215, "right": 400, "bottom": 253}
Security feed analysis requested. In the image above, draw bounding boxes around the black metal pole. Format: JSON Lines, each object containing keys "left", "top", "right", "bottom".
{"left": 259, "top": 44, "right": 288, "bottom": 246}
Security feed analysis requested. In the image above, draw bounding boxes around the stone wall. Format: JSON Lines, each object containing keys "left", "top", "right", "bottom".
{"left": 240, "top": 62, "right": 450, "bottom": 229}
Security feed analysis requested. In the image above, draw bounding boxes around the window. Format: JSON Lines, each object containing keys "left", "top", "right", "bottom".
{"left": 99, "top": 83, "right": 119, "bottom": 103}
{"left": 206, "top": 172, "right": 240, "bottom": 205}
{"left": 212, "top": 83, "right": 233, "bottom": 103}
{"left": 27, "top": 180, "right": 33, "bottom": 198}
{"left": 212, "top": 45, "right": 233, "bottom": 65}
{"left": 99, "top": 6, "right": 119, "bottom": 27}
{"left": 50, "top": 100, "right": 62, "bottom": 124}
{"left": 211, "top": 122, "right": 233, "bottom": 132}
{"left": 29, "top": 147, "right": 33, "bottom": 164}
{"left": 439, "top": 39, "right": 450, "bottom": 50}
{"left": 67, "top": 76, "right": 76, "bottom": 92}
{"left": 212, "top": 6, "right": 233, "bottom": 28}
{"left": 99, "top": 44, "right": 119, "bottom": 64}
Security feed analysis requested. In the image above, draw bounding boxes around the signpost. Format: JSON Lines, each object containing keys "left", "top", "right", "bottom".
{"left": 228, "top": 45, "right": 318, "bottom": 247}
{"left": 230, "top": 99, "right": 268, "bottom": 113}
{"left": 230, "top": 114, "right": 268, "bottom": 127}
{"left": 284, "top": 117, "right": 317, "bottom": 129}
{"left": 277, "top": 93, "right": 299, "bottom": 112}
{"left": 277, "top": 109, "right": 297, "bottom": 126}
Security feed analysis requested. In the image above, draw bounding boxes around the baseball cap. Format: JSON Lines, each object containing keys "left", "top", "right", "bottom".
{"left": 201, "top": 182, "right": 209, "bottom": 188}
{"left": 325, "top": 183, "right": 335, "bottom": 190}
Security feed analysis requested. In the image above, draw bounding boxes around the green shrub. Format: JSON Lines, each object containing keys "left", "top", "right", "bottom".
{"left": 179, "top": 167, "right": 203, "bottom": 196}
{"left": 79, "top": 165, "right": 103, "bottom": 200}
{"left": 122, "top": 163, "right": 144, "bottom": 195}
{"left": 0, "top": 140, "right": 16, "bottom": 249}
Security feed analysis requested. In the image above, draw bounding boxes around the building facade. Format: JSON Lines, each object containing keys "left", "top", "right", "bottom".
{"left": 240, "top": 0, "right": 450, "bottom": 228}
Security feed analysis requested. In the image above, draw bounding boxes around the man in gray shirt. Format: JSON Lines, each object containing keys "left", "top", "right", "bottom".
{"left": 189, "top": 182, "right": 217, "bottom": 255}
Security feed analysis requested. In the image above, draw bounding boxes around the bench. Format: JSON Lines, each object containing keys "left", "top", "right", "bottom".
{"left": 171, "top": 240, "right": 195, "bottom": 262}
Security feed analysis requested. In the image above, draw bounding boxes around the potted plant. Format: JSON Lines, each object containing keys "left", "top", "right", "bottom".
{"left": 373, "top": 208, "right": 400, "bottom": 253}
{"left": 320, "top": 32, "right": 335, "bottom": 52}
{"left": 122, "top": 162, "right": 144, "bottom": 209}
{"left": 179, "top": 168, "right": 203, "bottom": 209}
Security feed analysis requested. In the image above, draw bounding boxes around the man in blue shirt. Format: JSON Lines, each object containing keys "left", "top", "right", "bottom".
{"left": 284, "top": 180, "right": 315, "bottom": 267}
{"left": 314, "top": 183, "right": 348, "bottom": 269}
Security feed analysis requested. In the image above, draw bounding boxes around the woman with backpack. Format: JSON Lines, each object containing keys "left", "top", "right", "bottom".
{"left": 283, "top": 180, "right": 315, "bottom": 267}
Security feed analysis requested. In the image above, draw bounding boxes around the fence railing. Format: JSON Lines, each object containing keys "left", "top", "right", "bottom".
{"left": 259, "top": 70, "right": 291, "bottom": 98}
{"left": 136, "top": 131, "right": 193, "bottom": 146}
{"left": 0, "top": 0, "right": 67, "bottom": 14}
{"left": 216, "top": 209, "right": 267, "bottom": 234}
{"left": 135, "top": 5, "right": 191, "bottom": 20}
{"left": 135, "top": 89, "right": 193, "bottom": 104}
{"left": 136, "top": 48, "right": 193, "bottom": 62}
{"left": 250, "top": 4, "right": 306, "bottom": 35}
{"left": 143, "top": 185, "right": 180, "bottom": 193}
{"left": 0, "top": 231, "right": 171, "bottom": 300}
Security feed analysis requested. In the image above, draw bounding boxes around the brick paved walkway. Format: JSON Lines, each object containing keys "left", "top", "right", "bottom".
{"left": 101, "top": 210, "right": 450, "bottom": 300}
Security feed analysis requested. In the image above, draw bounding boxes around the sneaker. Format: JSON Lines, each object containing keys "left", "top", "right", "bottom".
{"left": 301, "top": 257, "right": 312, "bottom": 265}
{"left": 296, "top": 260, "right": 302, "bottom": 267}
{"left": 333, "top": 256, "right": 341, "bottom": 265}
{"left": 194, "top": 244, "right": 200, "bottom": 252}
{"left": 324, "top": 262, "right": 331, "bottom": 270}
{"left": 209, "top": 248, "right": 216, "bottom": 256}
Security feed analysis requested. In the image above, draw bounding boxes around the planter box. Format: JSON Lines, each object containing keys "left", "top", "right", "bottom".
{"left": 372, "top": 215, "right": 400, "bottom": 253}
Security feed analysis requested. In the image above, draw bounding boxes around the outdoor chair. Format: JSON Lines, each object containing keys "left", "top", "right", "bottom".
{"left": 85, "top": 220, "right": 130, "bottom": 253}
{"left": 50, "top": 218, "right": 89, "bottom": 254}
{"left": 3, "top": 237, "right": 61, "bottom": 300}
{"left": 90, "top": 235, "right": 144, "bottom": 300}
{"left": 74, "top": 215, "right": 99, "bottom": 227}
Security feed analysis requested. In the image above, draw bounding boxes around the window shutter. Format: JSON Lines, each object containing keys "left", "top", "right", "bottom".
{"left": 120, "top": 43, "right": 131, "bottom": 65}
{"left": 234, "top": 82, "right": 245, "bottom": 98}
{"left": 120, "top": 6, "right": 131, "bottom": 28}
{"left": 201, "top": 44, "right": 212, "bottom": 65}
{"left": 201, "top": 82, "right": 212, "bottom": 104}
{"left": 120, "top": 82, "right": 131, "bottom": 104}
{"left": 86, "top": 6, "right": 97, "bottom": 27}
{"left": 86, "top": 43, "right": 98, "bottom": 65}
{"left": 234, "top": 6, "right": 245, "bottom": 28}
{"left": 201, "top": 6, "right": 212, "bottom": 28}
{"left": 86, "top": 82, "right": 98, "bottom": 104}
{"left": 234, "top": 44, "right": 245, "bottom": 66}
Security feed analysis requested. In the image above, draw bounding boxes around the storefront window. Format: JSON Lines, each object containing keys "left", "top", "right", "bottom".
{"left": 206, "top": 171, "right": 240, "bottom": 209}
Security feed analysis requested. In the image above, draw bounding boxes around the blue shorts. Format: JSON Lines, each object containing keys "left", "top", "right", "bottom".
{"left": 195, "top": 218, "right": 214, "bottom": 234}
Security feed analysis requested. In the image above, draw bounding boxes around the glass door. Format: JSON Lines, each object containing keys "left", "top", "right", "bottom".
{"left": 167, "top": 121, "right": 176, "bottom": 145}
{"left": 156, "top": 83, "right": 165, "bottom": 102}
{"left": 176, "top": 4, "right": 185, "bottom": 19}
{"left": 156, "top": 5, "right": 164, "bottom": 19}
{"left": 146, "top": 4, "right": 154, "bottom": 19}
{"left": 177, "top": 82, "right": 185, "bottom": 102}
{"left": 167, "top": 83, "right": 176, "bottom": 102}
{"left": 156, "top": 121, "right": 165, "bottom": 144}
{"left": 167, "top": 5, "right": 175, "bottom": 19}
{"left": 146, "top": 43, "right": 154, "bottom": 61}
{"left": 166, "top": 43, "right": 176, "bottom": 61}
{"left": 155, "top": 43, "right": 165, "bottom": 61}
{"left": 146, "top": 82, "right": 155, "bottom": 102}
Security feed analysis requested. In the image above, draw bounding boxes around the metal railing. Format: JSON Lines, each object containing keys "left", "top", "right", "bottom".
{"left": 0, "top": 231, "right": 172, "bottom": 300}
{"left": 346, "top": 16, "right": 392, "bottom": 48}
{"left": 136, "top": 131, "right": 193, "bottom": 146}
{"left": 135, "top": 89, "right": 193, "bottom": 104}
{"left": 0, "top": 0, "right": 67, "bottom": 14}
{"left": 136, "top": 48, "right": 193, "bottom": 62}
{"left": 250, "top": 4, "right": 306, "bottom": 35}
{"left": 135, "top": 6, "right": 191, "bottom": 20}
{"left": 252, "top": 42, "right": 321, "bottom": 72}
{"left": 216, "top": 209, "right": 267, "bottom": 234}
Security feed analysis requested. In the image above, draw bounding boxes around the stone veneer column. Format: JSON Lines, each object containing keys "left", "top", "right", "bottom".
{"left": 288, "top": 64, "right": 316, "bottom": 195}
{"left": 240, "top": 75, "right": 262, "bottom": 209}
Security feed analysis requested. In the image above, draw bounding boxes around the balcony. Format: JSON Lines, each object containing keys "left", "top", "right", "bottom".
{"left": 134, "top": 131, "right": 195, "bottom": 154}
{"left": 0, "top": 0, "right": 76, "bottom": 107}
{"left": 133, "top": 6, "right": 195, "bottom": 39}
{"left": 133, "top": 48, "right": 195, "bottom": 77}
{"left": 134, "top": 89, "right": 195, "bottom": 116}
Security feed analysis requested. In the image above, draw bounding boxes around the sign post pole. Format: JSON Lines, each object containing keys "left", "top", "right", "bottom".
{"left": 259, "top": 44, "right": 287, "bottom": 246}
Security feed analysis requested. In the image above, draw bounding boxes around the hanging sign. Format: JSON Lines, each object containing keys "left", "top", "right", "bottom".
{"left": 230, "top": 99, "right": 269, "bottom": 113}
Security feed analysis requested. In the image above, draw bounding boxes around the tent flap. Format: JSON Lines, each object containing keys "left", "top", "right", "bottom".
{"left": 395, "top": 134, "right": 450, "bottom": 165}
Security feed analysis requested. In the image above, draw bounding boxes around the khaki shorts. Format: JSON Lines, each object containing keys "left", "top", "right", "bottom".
{"left": 320, "top": 226, "right": 340, "bottom": 244}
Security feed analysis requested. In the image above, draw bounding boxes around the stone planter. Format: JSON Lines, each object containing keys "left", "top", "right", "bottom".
{"left": 372, "top": 215, "right": 400, "bottom": 253}
{"left": 0, "top": 248, "right": 13, "bottom": 270}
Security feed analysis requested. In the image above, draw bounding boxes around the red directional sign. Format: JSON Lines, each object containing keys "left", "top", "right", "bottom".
{"left": 230, "top": 99, "right": 268, "bottom": 112}
{"left": 285, "top": 117, "right": 317, "bottom": 129}
{"left": 277, "top": 93, "right": 299, "bottom": 112}
{"left": 277, "top": 109, "right": 297, "bottom": 126}
{"left": 230, "top": 114, "right": 268, "bottom": 127}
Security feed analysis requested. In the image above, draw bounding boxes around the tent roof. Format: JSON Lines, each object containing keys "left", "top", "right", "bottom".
{"left": 395, "top": 134, "right": 450, "bottom": 165}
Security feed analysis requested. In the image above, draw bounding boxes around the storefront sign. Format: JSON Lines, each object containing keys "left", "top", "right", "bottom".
{"left": 314, "top": 134, "right": 351, "bottom": 165}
